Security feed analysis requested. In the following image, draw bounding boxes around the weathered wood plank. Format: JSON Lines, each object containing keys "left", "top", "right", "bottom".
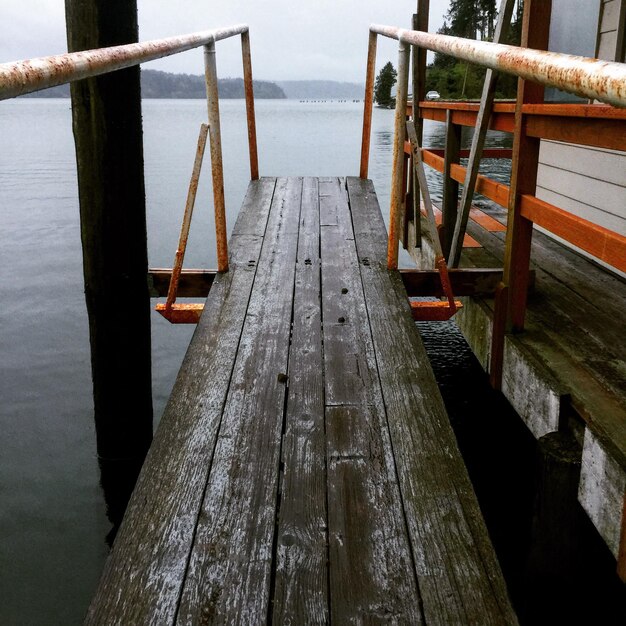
{"left": 462, "top": 219, "right": 626, "bottom": 467}
{"left": 176, "top": 177, "right": 302, "bottom": 624}
{"left": 86, "top": 178, "right": 277, "bottom": 624}
{"left": 347, "top": 176, "right": 518, "bottom": 625}
{"left": 272, "top": 177, "right": 328, "bottom": 623}
{"left": 319, "top": 177, "right": 424, "bottom": 624}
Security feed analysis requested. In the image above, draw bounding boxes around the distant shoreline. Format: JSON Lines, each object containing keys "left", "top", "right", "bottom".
{"left": 21, "top": 70, "right": 365, "bottom": 101}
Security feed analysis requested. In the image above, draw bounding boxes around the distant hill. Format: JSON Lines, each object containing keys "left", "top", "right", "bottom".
{"left": 277, "top": 80, "right": 364, "bottom": 100}
{"left": 22, "top": 69, "right": 286, "bottom": 99}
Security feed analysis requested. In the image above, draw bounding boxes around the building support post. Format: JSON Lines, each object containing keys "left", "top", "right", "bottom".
{"left": 65, "top": 0, "right": 153, "bottom": 531}
{"left": 410, "top": 0, "right": 429, "bottom": 248}
{"left": 489, "top": 0, "right": 551, "bottom": 389}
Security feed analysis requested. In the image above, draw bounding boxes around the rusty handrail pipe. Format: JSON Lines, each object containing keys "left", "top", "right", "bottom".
{"left": 0, "top": 23, "right": 260, "bottom": 274}
{"left": 370, "top": 24, "right": 626, "bottom": 109}
{"left": 0, "top": 24, "right": 248, "bottom": 100}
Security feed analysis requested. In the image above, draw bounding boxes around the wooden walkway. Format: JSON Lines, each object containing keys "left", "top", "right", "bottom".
{"left": 87, "top": 177, "right": 517, "bottom": 624}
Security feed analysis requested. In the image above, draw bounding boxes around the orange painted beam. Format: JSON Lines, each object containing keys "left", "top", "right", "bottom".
{"left": 520, "top": 195, "right": 626, "bottom": 273}
{"left": 421, "top": 149, "right": 511, "bottom": 208}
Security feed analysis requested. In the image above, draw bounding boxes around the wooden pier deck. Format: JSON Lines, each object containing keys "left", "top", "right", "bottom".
{"left": 87, "top": 176, "right": 516, "bottom": 624}
{"left": 408, "top": 199, "right": 626, "bottom": 567}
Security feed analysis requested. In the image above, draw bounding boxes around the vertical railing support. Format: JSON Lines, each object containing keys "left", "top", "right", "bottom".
{"left": 204, "top": 40, "right": 229, "bottom": 272}
{"left": 448, "top": 0, "right": 516, "bottom": 268}
{"left": 411, "top": 1, "right": 429, "bottom": 246}
{"left": 490, "top": 0, "right": 552, "bottom": 388}
{"left": 241, "top": 29, "right": 259, "bottom": 181}
{"left": 360, "top": 30, "right": 378, "bottom": 179}
{"left": 387, "top": 39, "right": 410, "bottom": 270}
{"left": 442, "top": 111, "right": 461, "bottom": 258}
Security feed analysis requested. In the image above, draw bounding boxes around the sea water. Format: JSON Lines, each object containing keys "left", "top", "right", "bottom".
{"left": 2, "top": 99, "right": 621, "bottom": 625}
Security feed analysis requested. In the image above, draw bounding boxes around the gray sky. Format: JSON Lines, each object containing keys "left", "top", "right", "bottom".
{"left": 0, "top": 1, "right": 449, "bottom": 82}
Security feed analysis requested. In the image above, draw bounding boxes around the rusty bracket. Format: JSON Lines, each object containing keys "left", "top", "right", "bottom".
{"left": 406, "top": 122, "right": 463, "bottom": 321}
{"left": 155, "top": 123, "right": 209, "bottom": 324}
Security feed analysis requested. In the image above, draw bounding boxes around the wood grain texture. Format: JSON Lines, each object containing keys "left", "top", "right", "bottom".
{"left": 89, "top": 176, "right": 521, "bottom": 625}
{"left": 320, "top": 177, "right": 424, "bottom": 624}
{"left": 347, "top": 176, "right": 518, "bottom": 625}
{"left": 176, "top": 177, "right": 302, "bottom": 624}
{"left": 462, "top": 219, "right": 626, "bottom": 468}
{"left": 272, "top": 177, "right": 328, "bottom": 624}
{"left": 86, "top": 178, "right": 277, "bottom": 625}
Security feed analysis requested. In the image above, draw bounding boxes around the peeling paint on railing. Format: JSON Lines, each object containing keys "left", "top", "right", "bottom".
{"left": 0, "top": 24, "right": 248, "bottom": 100}
{"left": 371, "top": 24, "right": 626, "bottom": 108}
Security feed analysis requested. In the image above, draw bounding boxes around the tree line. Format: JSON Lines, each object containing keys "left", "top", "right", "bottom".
{"left": 427, "top": 0, "right": 524, "bottom": 99}
{"left": 373, "top": 0, "right": 524, "bottom": 106}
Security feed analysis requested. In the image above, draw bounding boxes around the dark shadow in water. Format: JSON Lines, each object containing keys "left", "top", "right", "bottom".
{"left": 98, "top": 455, "right": 146, "bottom": 546}
{"left": 418, "top": 320, "right": 626, "bottom": 626}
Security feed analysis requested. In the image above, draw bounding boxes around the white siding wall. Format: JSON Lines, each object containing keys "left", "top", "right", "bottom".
{"left": 535, "top": 0, "right": 626, "bottom": 275}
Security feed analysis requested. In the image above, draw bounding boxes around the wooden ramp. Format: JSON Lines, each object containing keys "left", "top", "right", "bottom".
{"left": 87, "top": 177, "right": 517, "bottom": 625}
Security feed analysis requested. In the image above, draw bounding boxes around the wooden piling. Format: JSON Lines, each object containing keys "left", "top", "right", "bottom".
{"left": 65, "top": 0, "right": 153, "bottom": 491}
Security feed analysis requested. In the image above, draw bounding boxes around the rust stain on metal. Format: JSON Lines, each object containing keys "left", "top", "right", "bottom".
{"left": 204, "top": 42, "right": 229, "bottom": 273}
{"left": 0, "top": 24, "right": 248, "bottom": 100}
{"left": 155, "top": 303, "right": 204, "bottom": 324}
{"left": 241, "top": 31, "right": 259, "bottom": 181}
{"left": 360, "top": 31, "right": 378, "bottom": 179}
{"left": 370, "top": 23, "right": 626, "bottom": 108}
{"left": 164, "top": 123, "right": 209, "bottom": 315}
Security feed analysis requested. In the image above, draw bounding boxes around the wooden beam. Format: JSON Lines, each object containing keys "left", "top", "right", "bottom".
{"left": 419, "top": 148, "right": 512, "bottom": 159}
{"left": 520, "top": 196, "right": 626, "bottom": 273}
{"left": 524, "top": 115, "right": 626, "bottom": 151}
{"left": 449, "top": 0, "right": 516, "bottom": 268}
{"left": 491, "top": 0, "right": 552, "bottom": 389}
{"left": 419, "top": 102, "right": 626, "bottom": 151}
{"left": 65, "top": 0, "right": 153, "bottom": 471}
{"left": 422, "top": 149, "right": 511, "bottom": 208}
{"left": 441, "top": 111, "right": 461, "bottom": 258}
{"left": 148, "top": 268, "right": 216, "bottom": 298}
{"left": 402, "top": 268, "right": 499, "bottom": 296}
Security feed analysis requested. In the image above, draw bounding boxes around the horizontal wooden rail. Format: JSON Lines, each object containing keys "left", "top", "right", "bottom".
{"left": 420, "top": 149, "right": 511, "bottom": 208}
{"left": 520, "top": 196, "right": 626, "bottom": 273}
{"left": 423, "top": 148, "right": 512, "bottom": 159}
{"left": 417, "top": 146, "right": 626, "bottom": 272}
{"left": 418, "top": 102, "right": 626, "bottom": 151}
{"left": 147, "top": 267, "right": 522, "bottom": 298}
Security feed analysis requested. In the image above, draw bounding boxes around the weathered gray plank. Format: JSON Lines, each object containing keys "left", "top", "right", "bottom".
{"left": 319, "top": 177, "right": 424, "bottom": 624}
{"left": 347, "top": 176, "right": 518, "bottom": 625}
{"left": 86, "top": 178, "right": 277, "bottom": 624}
{"left": 176, "top": 177, "right": 303, "bottom": 624}
{"left": 272, "top": 177, "right": 328, "bottom": 623}
{"left": 463, "top": 219, "right": 626, "bottom": 467}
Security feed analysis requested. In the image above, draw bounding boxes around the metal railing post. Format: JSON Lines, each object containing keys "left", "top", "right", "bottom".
{"left": 359, "top": 31, "right": 378, "bottom": 179}
{"left": 387, "top": 40, "right": 410, "bottom": 270}
{"left": 241, "top": 29, "right": 259, "bottom": 181}
{"left": 204, "top": 40, "right": 229, "bottom": 272}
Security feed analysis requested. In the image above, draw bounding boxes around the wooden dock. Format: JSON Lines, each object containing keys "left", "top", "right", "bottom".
{"left": 407, "top": 198, "right": 626, "bottom": 568}
{"left": 87, "top": 177, "right": 517, "bottom": 624}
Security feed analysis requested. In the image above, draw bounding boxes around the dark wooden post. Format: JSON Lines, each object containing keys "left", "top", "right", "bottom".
{"left": 65, "top": 0, "right": 153, "bottom": 518}
{"left": 523, "top": 431, "right": 585, "bottom": 621}
{"left": 410, "top": 1, "right": 429, "bottom": 248}
{"left": 489, "top": 0, "right": 551, "bottom": 389}
{"left": 441, "top": 111, "right": 461, "bottom": 258}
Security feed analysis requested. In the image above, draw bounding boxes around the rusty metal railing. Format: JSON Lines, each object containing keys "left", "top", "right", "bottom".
{"left": 0, "top": 24, "right": 260, "bottom": 273}
{"left": 359, "top": 23, "right": 626, "bottom": 271}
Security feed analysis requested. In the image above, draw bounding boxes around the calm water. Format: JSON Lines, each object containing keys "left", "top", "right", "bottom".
{"left": 1, "top": 99, "right": 622, "bottom": 624}
{"left": 0, "top": 98, "right": 408, "bottom": 624}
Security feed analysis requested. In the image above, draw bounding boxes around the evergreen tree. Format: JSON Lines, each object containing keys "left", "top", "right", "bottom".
{"left": 374, "top": 62, "right": 397, "bottom": 108}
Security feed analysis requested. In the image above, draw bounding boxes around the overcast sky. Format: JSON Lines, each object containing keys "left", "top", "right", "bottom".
{"left": 0, "top": 1, "right": 450, "bottom": 82}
